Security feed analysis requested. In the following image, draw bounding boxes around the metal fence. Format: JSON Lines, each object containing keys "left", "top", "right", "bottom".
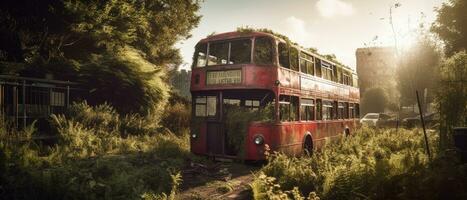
{"left": 0, "top": 75, "right": 81, "bottom": 130}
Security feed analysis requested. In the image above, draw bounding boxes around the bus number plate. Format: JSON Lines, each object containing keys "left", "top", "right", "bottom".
{"left": 206, "top": 70, "right": 242, "bottom": 85}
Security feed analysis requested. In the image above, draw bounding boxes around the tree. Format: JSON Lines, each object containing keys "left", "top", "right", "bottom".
{"left": 397, "top": 37, "right": 441, "bottom": 111}
{"left": 0, "top": 0, "right": 201, "bottom": 114}
{"left": 361, "top": 87, "right": 388, "bottom": 114}
{"left": 431, "top": 0, "right": 467, "bottom": 56}
{"left": 436, "top": 51, "right": 467, "bottom": 148}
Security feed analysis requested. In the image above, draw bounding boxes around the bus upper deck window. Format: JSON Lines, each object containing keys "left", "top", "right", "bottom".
{"left": 254, "top": 37, "right": 273, "bottom": 65}
{"left": 194, "top": 43, "right": 207, "bottom": 68}
{"left": 315, "top": 59, "right": 322, "bottom": 78}
{"left": 278, "top": 42, "right": 289, "bottom": 68}
{"left": 229, "top": 39, "right": 252, "bottom": 64}
{"left": 290, "top": 47, "right": 299, "bottom": 71}
{"left": 208, "top": 42, "right": 229, "bottom": 66}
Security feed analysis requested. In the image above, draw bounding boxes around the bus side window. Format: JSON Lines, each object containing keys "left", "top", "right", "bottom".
{"left": 278, "top": 42, "right": 289, "bottom": 68}
{"left": 337, "top": 66, "right": 343, "bottom": 84}
{"left": 279, "top": 95, "right": 298, "bottom": 121}
{"left": 279, "top": 96, "right": 290, "bottom": 121}
{"left": 290, "top": 96, "right": 298, "bottom": 121}
{"left": 344, "top": 102, "right": 349, "bottom": 119}
{"left": 254, "top": 37, "right": 274, "bottom": 65}
{"left": 290, "top": 47, "right": 299, "bottom": 71}
{"left": 315, "top": 59, "right": 322, "bottom": 78}
{"left": 300, "top": 98, "right": 315, "bottom": 121}
{"left": 338, "top": 102, "right": 345, "bottom": 119}
{"left": 322, "top": 101, "right": 333, "bottom": 120}
{"left": 332, "top": 65, "right": 338, "bottom": 82}
{"left": 316, "top": 99, "right": 322, "bottom": 120}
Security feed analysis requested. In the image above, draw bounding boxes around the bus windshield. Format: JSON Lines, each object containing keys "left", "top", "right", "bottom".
{"left": 193, "top": 36, "right": 276, "bottom": 68}
{"left": 193, "top": 39, "right": 252, "bottom": 68}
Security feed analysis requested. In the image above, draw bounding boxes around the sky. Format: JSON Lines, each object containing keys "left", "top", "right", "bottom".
{"left": 176, "top": 0, "right": 447, "bottom": 70}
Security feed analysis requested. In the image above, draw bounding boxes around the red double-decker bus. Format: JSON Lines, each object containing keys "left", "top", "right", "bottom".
{"left": 190, "top": 31, "right": 360, "bottom": 160}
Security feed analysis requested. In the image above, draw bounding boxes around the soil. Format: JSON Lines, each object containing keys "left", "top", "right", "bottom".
{"left": 178, "top": 160, "right": 262, "bottom": 200}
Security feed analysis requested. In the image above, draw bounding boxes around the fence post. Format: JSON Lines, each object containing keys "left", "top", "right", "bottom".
{"left": 66, "top": 85, "right": 70, "bottom": 108}
{"left": 416, "top": 90, "right": 432, "bottom": 161}
{"left": 22, "top": 80, "right": 26, "bottom": 129}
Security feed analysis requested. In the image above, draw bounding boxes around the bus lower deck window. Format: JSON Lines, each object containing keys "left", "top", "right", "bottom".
{"left": 322, "top": 101, "right": 334, "bottom": 120}
{"left": 279, "top": 95, "right": 298, "bottom": 121}
{"left": 300, "top": 99, "right": 315, "bottom": 121}
{"left": 338, "top": 102, "right": 345, "bottom": 119}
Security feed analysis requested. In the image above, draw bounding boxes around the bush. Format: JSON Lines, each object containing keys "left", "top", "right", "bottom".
{"left": 160, "top": 102, "right": 191, "bottom": 136}
{"left": 59, "top": 101, "right": 159, "bottom": 137}
{"left": 252, "top": 127, "right": 467, "bottom": 200}
{"left": 436, "top": 51, "right": 467, "bottom": 148}
{"left": 361, "top": 87, "right": 388, "bottom": 114}
{"left": 0, "top": 103, "right": 192, "bottom": 199}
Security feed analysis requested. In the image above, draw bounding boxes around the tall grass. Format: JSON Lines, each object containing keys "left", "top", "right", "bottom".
{"left": 0, "top": 102, "right": 192, "bottom": 200}
{"left": 251, "top": 127, "right": 467, "bottom": 200}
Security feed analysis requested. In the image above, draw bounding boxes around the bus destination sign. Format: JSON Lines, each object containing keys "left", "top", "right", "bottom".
{"left": 206, "top": 70, "right": 242, "bottom": 85}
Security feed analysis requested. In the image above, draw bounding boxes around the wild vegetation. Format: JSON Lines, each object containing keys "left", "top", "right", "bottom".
{"left": 0, "top": 102, "right": 193, "bottom": 199}
{"left": 224, "top": 103, "right": 274, "bottom": 157}
{"left": 251, "top": 127, "right": 467, "bottom": 200}
{"left": 0, "top": 0, "right": 201, "bottom": 114}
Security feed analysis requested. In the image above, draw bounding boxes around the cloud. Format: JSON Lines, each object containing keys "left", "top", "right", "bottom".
{"left": 316, "top": 0, "right": 354, "bottom": 17}
{"left": 283, "top": 16, "right": 309, "bottom": 45}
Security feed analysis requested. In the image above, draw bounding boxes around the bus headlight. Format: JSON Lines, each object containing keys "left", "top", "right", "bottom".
{"left": 253, "top": 135, "right": 264, "bottom": 145}
{"left": 191, "top": 133, "right": 198, "bottom": 139}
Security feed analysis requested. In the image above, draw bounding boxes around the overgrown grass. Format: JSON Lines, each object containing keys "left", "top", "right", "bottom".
{"left": 0, "top": 102, "right": 193, "bottom": 200}
{"left": 251, "top": 127, "right": 467, "bottom": 200}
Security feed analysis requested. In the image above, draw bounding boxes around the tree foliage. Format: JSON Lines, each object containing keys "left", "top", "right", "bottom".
{"left": 436, "top": 51, "right": 467, "bottom": 147}
{"left": 397, "top": 37, "right": 441, "bottom": 108}
{"left": 431, "top": 0, "right": 467, "bottom": 56}
{"left": 0, "top": 0, "right": 201, "bottom": 114}
{"left": 361, "top": 87, "right": 388, "bottom": 114}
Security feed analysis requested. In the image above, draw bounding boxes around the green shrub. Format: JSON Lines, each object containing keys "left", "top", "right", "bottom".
{"left": 224, "top": 103, "right": 273, "bottom": 156}
{"left": 160, "top": 102, "right": 191, "bottom": 136}
{"left": 60, "top": 101, "right": 158, "bottom": 137}
{"left": 252, "top": 127, "right": 467, "bottom": 200}
{"left": 0, "top": 103, "right": 192, "bottom": 199}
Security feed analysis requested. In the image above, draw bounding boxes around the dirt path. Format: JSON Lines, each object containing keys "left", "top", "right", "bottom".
{"left": 178, "top": 161, "right": 261, "bottom": 200}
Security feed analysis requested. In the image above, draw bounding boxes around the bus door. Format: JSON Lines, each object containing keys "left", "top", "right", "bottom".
{"left": 204, "top": 94, "right": 223, "bottom": 155}
{"left": 206, "top": 121, "right": 223, "bottom": 155}
{"left": 193, "top": 94, "right": 223, "bottom": 155}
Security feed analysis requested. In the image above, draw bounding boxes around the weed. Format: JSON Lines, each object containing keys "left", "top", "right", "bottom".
{"left": 251, "top": 127, "right": 467, "bottom": 200}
